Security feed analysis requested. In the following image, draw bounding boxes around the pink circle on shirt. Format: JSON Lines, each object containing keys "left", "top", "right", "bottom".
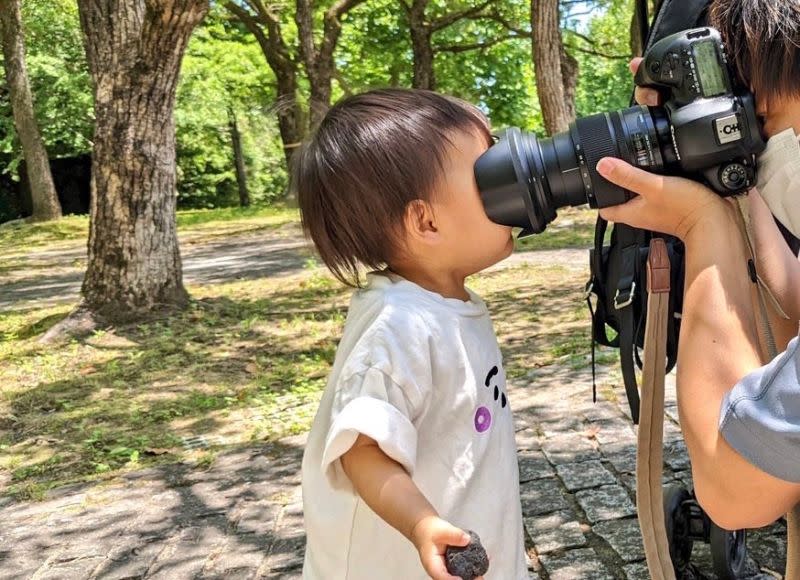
{"left": 474, "top": 406, "right": 492, "bottom": 433}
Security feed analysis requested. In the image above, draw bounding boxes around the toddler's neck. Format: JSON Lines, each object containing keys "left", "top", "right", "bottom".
{"left": 385, "top": 265, "right": 470, "bottom": 302}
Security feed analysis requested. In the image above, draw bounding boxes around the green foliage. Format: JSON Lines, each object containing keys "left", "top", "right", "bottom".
{"left": 0, "top": 0, "right": 636, "bottom": 215}
{"left": 335, "top": 0, "right": 413, "bottom": 91}
{"left": 574, "top": 0, "right": 635, "bottom": 116}
{"left": 434, "top": 4, "right": 543, "bottom": 130}
{"left": 0, "top": 0, "right": 94, "bottom": 176}
{"left": 176, "top": 10, "right": 288, "bottom": 208}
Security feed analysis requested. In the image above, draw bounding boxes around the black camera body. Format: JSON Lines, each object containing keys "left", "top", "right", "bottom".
{"left": 475, "top": 27, "right": 766, "bottom": 236}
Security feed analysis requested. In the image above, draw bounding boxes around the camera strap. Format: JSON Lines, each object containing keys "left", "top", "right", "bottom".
{"left": 636, "top": 0, "right": 650, "bottom": 50}
{"left": 636, "top": 238, "right": 676, "bottom": 580}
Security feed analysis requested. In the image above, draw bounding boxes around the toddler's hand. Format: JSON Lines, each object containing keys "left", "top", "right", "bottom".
{"left": 410, "top": 516, "right": 484, "bottom": 580}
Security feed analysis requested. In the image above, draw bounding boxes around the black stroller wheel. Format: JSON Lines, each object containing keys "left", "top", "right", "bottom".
{"left": 710, "top": 522, "right": 747, "bottom": 579}
{"left": 663, "top": 484, "right": 694, "bottom": 572}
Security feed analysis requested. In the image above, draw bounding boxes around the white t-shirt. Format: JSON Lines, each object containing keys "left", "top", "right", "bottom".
{"left": 302, "top": 272, "right": 528, "bottom": 580}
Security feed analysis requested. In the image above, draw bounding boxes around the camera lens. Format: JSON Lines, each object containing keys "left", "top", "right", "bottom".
{"left": 475, "top": 105, "right": 674, "bottom": 235}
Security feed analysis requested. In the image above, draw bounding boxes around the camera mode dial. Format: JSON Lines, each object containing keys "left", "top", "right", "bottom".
{"left": 720, "top": 162, "right": 750, "bottom": 191}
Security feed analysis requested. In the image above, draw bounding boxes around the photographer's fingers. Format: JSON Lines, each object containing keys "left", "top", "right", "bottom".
{"left": 598, "top": 196, "right": 646, "bottom": 224}
{"left": 635, "top": 87, "right": 660, "bottom": 107}
{"left": 629, "top": 57, "right": 660, "bottom": 106}
{"left": 596, "top": 157, "right": 664, "bottom": 198}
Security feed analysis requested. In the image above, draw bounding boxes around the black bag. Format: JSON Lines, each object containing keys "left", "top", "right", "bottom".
{"left": 586, "top": 0, "right": 710, "bottom": 424}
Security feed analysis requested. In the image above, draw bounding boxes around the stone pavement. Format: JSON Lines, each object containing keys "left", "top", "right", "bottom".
{"left": 0, "top": 363, "right": 787, "bottom": 579}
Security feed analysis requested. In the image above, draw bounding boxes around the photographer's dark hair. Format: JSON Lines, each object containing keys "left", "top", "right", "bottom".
{"left": 292, "top": 88, "right": 491, "bottom": 287}
{"left": 711, "top": 0, "right": 800, "bottom": 97}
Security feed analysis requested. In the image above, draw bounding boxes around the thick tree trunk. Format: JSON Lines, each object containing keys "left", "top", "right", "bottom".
{"left": 532, "top": 0, "right": 573, "bottom": 135}
{"left": 228, "top": 109, "right": 250, "bottom": 208}
{"left": 274, "top": 67, "right": 305, "bottom": 169}
{"left": 410, "top": 25, "right": 435, "bottom": 90}
{"left": 77, "top": 0, "right": 207, "bottom": 318}
{"left": 0, "top": 0, "right": 61, "bottom": 222}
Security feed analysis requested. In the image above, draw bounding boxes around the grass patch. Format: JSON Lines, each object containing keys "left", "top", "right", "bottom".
{"left": 1, "top": 223, "right": 614, "bottom": 497}
{"left": 0, "top": 205, "right": 300, "bottom": 256}
{"left": 0, "top": 269, "right": 349, "bottom": 495}
{"left": 514, "top": 206, "right": 596, "bottom": 252}
{"left": 176, "top": 205, "right": 297, "bottom": 228}
{"left": 0, "top": 215, "right": 89, "bottom": 252}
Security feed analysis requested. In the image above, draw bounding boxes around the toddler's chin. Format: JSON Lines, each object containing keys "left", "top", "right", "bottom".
{"left": 501, "top": 235, "right": 515, "bottom": 258}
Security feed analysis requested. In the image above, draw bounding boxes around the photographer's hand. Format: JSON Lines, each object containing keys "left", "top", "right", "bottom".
{"left": 596, "top": 157, "right": 731, "bottom": 240}
{"left": 630, "top": 57, "right": 661, "bottom": 106}
{"left": 599, "top": 158, "right": 800, "bottom": 528}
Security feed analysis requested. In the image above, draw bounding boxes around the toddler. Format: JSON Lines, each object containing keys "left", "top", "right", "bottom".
{"left": 294, "top": 88, "right": 528, "bottom": 579}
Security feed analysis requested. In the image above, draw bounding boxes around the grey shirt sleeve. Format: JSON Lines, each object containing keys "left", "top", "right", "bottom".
{"left": 719, "top": 337, "right": 800, "bottom": 483}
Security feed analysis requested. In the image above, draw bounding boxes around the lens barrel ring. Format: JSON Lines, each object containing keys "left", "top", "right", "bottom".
{"left": 575, "top": 114, "right": 630, "bottom": 208}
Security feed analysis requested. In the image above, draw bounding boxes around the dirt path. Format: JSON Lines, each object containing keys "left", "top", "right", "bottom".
{"left": 0, "top": 226, "right": 588, "bottom": 312}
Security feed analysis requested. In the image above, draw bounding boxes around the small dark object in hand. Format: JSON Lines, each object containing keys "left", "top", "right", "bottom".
{"left": 445, "top": 530, "right": 489, "bottom": 580}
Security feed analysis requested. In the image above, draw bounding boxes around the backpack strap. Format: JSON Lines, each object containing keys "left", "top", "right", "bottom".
{"left": 636, "top": 0, "right": 650, "bottom": 50}
{"left": 587, "top": 216, "right": 620, "bottom": 404}
{"left": 788, "top": 507, "right": 800, "bottom": 580}
{"left": 644, "top": 0, "right": 710, "bottom": 52}
{"left": 615, "top": 224, "right": 642, "bottom": 424}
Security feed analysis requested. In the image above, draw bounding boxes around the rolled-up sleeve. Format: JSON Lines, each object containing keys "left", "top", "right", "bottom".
{"left": 321, "top": 367, "right": 420, "bottom": 491}
{"left": 719, "top": 337, "right": 800, "bottom": 483}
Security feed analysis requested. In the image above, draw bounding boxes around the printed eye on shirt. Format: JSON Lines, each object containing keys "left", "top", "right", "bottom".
{"left": 474, "top": 365, "right": 509, "bottom": 434}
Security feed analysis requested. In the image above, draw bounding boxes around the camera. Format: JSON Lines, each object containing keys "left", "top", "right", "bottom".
{"left": 474, "top": 27, "right": 766, "bottom": 235}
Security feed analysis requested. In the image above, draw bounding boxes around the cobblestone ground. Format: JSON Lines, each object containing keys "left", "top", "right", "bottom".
{"left": 0, "top": 368, "right": 787, "bottom": 579}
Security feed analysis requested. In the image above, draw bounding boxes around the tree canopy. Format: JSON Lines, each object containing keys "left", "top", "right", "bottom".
{"left": 0, "top": 0, "right": 636, "bottom": 216}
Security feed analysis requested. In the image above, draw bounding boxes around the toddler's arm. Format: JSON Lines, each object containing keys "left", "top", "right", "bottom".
{"left": 341, "top": 434, "right": 477, "bottom": 580}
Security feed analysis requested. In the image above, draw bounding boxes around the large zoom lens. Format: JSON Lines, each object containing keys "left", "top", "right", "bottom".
{"left": 475, "top": 105, "right": 675, "bottom": 235}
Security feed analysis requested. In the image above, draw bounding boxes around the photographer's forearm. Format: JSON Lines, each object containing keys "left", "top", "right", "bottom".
{"left": 677, "top": 218, "right": 788, "bottom": 528}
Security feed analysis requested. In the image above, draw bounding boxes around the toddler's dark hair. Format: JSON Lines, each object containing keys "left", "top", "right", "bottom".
{"left": 291, "top": 88, "right": 491, "bottom": 287}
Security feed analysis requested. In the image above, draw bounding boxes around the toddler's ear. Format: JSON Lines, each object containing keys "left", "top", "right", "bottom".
{"left": 404, "top": 199, "right": 440, "bottom": 242}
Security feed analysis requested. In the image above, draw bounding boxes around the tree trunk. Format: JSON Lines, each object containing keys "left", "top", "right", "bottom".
{"left": 77, "top": 0, "right": 207, "bottom": 319}
{"left": 561, "top": 47, "right": 579, "bottom": 122}
{"left": 296, "top": 0, "right": 367, "bottom": 128}
{"left": 531, "top": 0, "right": 573, "bottom": 135}
{"left": 410, "top": 25, "right": 435, "bottom": 90}
{"left": 273, "top": 66, "right": 305, "bottom": 169}
{"left": 0, "top": 0, "right": 61, "bottom": 222}
{"left": 225, "top": 2, "right": 305, "bottom": 170}
{"left": 228, "top": 108, "right": 250, "bottom": 208}
{"left": 406, "top": 0, "right": 435, "bottom": 90}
